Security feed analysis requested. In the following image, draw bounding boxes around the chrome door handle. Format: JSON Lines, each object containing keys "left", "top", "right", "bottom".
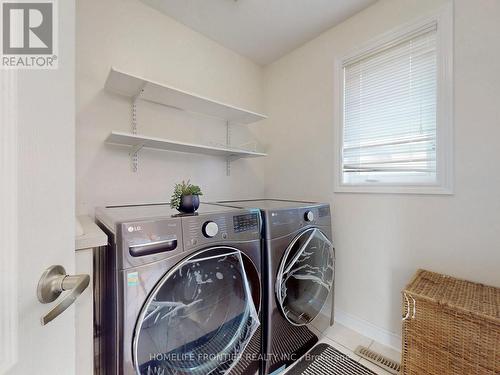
{"left": 37, "top": 265, "right": 90, "bottom": 326}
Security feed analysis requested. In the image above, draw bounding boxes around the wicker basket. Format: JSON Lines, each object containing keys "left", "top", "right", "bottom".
{"left": 401, "top": 269, "right": 500, "bottom": 375}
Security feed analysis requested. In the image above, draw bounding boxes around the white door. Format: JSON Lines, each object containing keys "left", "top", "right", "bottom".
{"left": 0, "top": 0, "right": 76, "bottom": 374}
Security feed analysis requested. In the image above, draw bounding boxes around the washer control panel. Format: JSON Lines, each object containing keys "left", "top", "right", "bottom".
{"left": 182, "top": 210, "right": 261, "bottom": 251}
{"left": 202, "top": 221, "right": 219, "bottom": 238}
{"left": 304, "top": 210, "right": 315, "bottom": 222}
{"left": 233, "top": 213, "right": 259, "bottom": 233}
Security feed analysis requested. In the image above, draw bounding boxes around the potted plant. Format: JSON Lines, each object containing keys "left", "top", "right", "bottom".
{"left": 170, "top": 180, "right": 203, "bottom": 214}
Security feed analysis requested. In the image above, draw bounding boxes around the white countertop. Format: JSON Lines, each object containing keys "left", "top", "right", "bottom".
{"left": 75, "top": 215, "right": 108, "bottom": 251}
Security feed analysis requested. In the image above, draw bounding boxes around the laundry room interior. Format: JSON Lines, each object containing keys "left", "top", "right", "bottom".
{"left": 4, "top": 0, "right": 500, "bottom": 374}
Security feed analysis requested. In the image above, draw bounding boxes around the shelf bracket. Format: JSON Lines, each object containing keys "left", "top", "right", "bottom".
{"left": 226, "top": 121, "right": 231, "bottom": 146}
{"left": 132, "top": 96, "right": 138, "bottom": 135}
{"left": 238, "top": 141, "right": 257, "bottom": 152}
{"left": 226, "top": 121, "right": 232, "bottom": 176}
{"left": 226, "top": 155, "right": 240, "bottom": 177}
{"left": 130, "top": 143, "right": 145, "bottom": 155}
{"left": 130, "top": 94, "right": 141, "bottom": 172}
{"left": 129, "top": 143, "right": 144, "bottom": 173}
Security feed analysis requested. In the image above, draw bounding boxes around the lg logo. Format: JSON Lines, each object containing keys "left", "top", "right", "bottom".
{"left": 1, "top": 0, "right": 57, "bottom": 69}
{"left": 128, "top": 225, "right": 143, "bottom": 233}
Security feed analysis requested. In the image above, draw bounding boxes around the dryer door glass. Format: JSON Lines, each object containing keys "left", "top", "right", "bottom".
{"left": 133, "top": 247, "right": 260, "bottom": 375}
{"left": 276, "top": 228, "right": 335, "bottom": 326}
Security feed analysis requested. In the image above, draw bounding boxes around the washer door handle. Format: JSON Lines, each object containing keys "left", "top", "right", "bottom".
{"left": 129, "top": 238, "right": 178, "bottom": 257}
{"left": 37, "top": 265, "right": 90, "bottom": 326}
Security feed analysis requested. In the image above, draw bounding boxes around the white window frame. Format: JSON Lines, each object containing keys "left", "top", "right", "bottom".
{"left": 334, "top": 3, "right": 454, "bottom": 194}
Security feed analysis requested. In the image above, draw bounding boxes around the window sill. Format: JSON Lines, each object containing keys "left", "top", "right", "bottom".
{"left": 334, "top": 184, "right": 453, "bottom": 195}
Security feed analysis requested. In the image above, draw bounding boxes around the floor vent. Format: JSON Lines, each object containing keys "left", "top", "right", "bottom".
{"left": 286, "top": 343, "right": 377, "bottom": 375}
{"left": 354, "top": 346, "right": 401, "bottom": 374}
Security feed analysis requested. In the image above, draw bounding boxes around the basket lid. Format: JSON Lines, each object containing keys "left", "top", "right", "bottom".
{"left": 404, "top": 269, "right": 500, "bottom": 324}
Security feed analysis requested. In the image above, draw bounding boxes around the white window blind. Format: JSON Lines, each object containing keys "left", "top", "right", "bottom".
{"left": 342, "top": 23, "right": 438, "bottom": 186}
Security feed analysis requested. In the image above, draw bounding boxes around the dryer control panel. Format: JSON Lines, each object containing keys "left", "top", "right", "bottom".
{"left": 264, "top": 204, "right": 331, "bottom": 239}
{"left": 233, "top": 213, "right": 259, "bottom": 233}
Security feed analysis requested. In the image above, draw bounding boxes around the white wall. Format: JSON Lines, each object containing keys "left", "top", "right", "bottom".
{"left": 76, "top": 0, "right": 266, "bottom": 214}
{"left": 261, "top": 0, "right": 500, "bottom": 346}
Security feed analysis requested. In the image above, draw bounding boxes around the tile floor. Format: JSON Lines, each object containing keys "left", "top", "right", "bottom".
{"left": 284, "top": 322, "right": 401, "bottom": 375}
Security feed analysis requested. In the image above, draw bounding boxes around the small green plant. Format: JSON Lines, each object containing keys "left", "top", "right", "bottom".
{"left": 170, "top": 180, "right": 203, "bottom": 210}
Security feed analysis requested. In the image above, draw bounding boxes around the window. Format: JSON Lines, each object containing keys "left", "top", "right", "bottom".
{"left": 335, "top": 5, "right": 453, "bottom": 194}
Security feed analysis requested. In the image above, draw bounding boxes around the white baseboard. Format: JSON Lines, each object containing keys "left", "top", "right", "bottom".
{"left": 332, "top": 309, "right": 402, "bottom": 351}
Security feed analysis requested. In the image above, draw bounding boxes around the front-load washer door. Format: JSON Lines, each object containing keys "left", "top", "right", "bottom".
{"left": 276, "top": 228, "right": 335, "bottom": 326}
{"left": 132, "top": 247, "right": 260, "bottom": 375}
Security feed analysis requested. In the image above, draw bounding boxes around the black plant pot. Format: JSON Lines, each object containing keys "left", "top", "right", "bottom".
{"left": 178, "top": 194, "right": 200, "bottom": 214}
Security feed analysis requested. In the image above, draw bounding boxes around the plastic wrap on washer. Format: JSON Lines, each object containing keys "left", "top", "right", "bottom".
{"left": 134, "top": 249, "right": 260, "bottom": 375}
{"left": 277, "top": 228, "right": 335, "bottom": 326}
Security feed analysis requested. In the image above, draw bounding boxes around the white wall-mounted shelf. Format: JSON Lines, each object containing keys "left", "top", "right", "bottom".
{"left": 104, "top": 67, "right": 267, "bottom": 125}
{"left": 106, "top": 131, "right": 267, "bottom": 159}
